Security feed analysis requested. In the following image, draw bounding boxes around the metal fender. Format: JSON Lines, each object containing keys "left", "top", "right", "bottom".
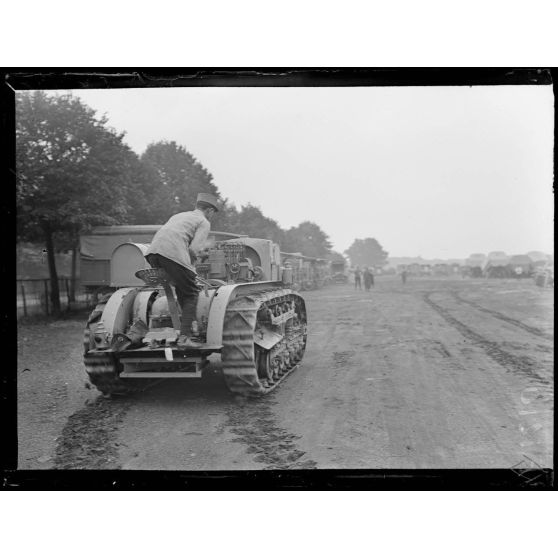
{"left": 100, "top": 287, "right": 140, "bottom": 339}
{"left": 205, "top": 285, "right": 240, "bottom": 346}
{"left": 132, "top": 289, "right": 157, "bottom": 326}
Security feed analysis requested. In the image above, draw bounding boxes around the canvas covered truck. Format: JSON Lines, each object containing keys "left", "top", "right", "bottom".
{"left": 80, "top": 225, "right": 246, "bottom": 294}
{"left": 302, "top": 256, "right": 329, "bottom": 289}
{"left": 463, "top": 254, "right": 486, "bottom": 278}
{"left": 329, "top": 259, "right": 348, "bottom": 283}
{"left": 507, "top": 254, "right": 533, "bottom": 278}
{"left": 81, "top": 227, "right": 307, "bottom": 397}
{"left": 280, "top": 253, "right": 330, "bottom": 290}
{"left": 484, "top": 252, "right": 511, "bottom": 278}
{"left": 280, "top": 252, "right": 305, "bottom": 291}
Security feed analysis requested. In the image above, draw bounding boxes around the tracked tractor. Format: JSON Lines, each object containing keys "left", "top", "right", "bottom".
{"left": 83, "top": 236, "right": 307, "bottom": 397}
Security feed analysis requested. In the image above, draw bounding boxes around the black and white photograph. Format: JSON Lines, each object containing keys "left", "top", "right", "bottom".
{"left": 3, "top": 0, "right": 558, "bottom": 549}
{"left": 7, "top": 70, "right": 553, "bottom": 488}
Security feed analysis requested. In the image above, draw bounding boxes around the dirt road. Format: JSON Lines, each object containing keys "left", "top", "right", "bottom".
{"left": 17, "top": 277, "right": 553, "bottom": 470}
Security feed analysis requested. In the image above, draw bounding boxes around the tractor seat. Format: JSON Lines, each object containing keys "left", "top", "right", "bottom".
{"left": 135, "top": 268, "right": 172, "bottom": 288}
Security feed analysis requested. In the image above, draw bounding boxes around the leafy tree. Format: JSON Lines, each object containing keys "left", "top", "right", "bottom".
{"left": 283, "top": 221, "right": 332, "bottom": 257}
{"left": 122, "top": 155, "right": 166, "bottom": 224}
{"left": 222, "top": 204, "right": 285, "bottom": 245}
{"left": 16, "top": 91, "right": 137, "bottom": 313}
{"left": 210, "top": 198, "right": 240, "bottom": 233}
{"left": 139, "top": 141, "right": 219, "bottom": 223}
{"left": 344, "top": 238, "right": 389, "bottom": 268}
{"left": 328, "top": 250, "right": 346, "bottom": 263}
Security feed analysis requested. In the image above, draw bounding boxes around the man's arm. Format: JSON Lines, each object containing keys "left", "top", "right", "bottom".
{"left": 189, "top": 219, "right": 210, "bottom": 258}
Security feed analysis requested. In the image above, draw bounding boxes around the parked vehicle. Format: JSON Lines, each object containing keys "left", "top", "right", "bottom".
{"left": 329, "top": 259, "right": 348, "bottom": 283}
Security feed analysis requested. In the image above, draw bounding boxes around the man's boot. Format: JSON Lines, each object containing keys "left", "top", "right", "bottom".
{"left": 176, "top": 297, "right": 202, "bottom": 348}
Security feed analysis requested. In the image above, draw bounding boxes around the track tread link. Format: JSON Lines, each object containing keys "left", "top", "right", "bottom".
{"left": 221, "top": 288, "right": 307, "bottom": 396}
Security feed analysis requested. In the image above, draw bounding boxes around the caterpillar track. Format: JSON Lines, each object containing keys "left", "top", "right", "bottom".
{"left": 222, "top": 288, "right": 307, "bottom": 396}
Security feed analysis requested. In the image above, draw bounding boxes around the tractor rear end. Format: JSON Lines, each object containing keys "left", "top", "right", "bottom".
{"left": 83, "top": 236, "right": 307, "bottom": 397}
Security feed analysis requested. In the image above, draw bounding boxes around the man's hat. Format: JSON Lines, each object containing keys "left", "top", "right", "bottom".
{"left": 196, "top": 192, "right": 220, "bottom": 212}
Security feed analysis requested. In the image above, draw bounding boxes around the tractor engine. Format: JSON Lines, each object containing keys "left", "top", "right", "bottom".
{"left": 195, "top": 241, "right": 263, "bottom": 284}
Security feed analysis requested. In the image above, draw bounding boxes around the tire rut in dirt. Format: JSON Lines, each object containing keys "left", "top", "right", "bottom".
{"left": 227, "top": 396, "right": 317, "bottom": 469}
{"left": 450, "top": 290, "right": 553, "bottom": 342}
{"left": 54, "top": 396, "right": 132, "bottom": 469}
{"left": 424, "top": 292, "right": 551, "bottom": 385}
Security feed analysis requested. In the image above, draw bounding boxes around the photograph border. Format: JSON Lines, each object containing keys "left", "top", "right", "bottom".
{"left": 4, "top": 67, "right": 555, "bottom": 490}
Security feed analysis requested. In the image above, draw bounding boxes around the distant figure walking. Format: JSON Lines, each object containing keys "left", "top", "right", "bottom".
{"left": 401, "top": 270, "right": 407, "bottom": 284}
{"left": 363, "top": 268, "right": 374, "bottom": 291}
{"left": 354, "top": 267, "right": 362, "bottom": 290}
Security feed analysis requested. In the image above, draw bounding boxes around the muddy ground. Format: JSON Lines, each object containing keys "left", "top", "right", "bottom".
{"left": 17, "top": 277, "right": 553, "bottom": 471}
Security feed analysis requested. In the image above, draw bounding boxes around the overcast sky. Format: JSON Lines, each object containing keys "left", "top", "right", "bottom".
{"left": 68, "top": 85, "right": 553, "bottom": 259}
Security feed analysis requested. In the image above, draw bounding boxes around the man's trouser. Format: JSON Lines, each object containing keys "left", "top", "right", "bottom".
{"left": 146, "top": 253, "right": 199, "bottom": 336}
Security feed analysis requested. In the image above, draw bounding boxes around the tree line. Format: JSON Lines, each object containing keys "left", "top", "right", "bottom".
{"left": 16, "top": 92, "right": 346, "bottom": 312}
{"left": 16, "top": 91, "right": 388, "bottom": 313}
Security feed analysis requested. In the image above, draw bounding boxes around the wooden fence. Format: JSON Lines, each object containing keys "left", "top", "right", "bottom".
{"left": 16, "top": 277, "right": 93, "bottom": 318}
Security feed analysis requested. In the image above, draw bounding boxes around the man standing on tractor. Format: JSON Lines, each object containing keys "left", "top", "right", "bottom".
{"left": 145, "top": 192, "right": 220, "bottom": 347}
